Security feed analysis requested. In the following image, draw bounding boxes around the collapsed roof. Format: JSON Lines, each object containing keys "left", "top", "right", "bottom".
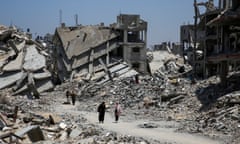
{"left": 55, "top": 26, "right": 118, "bottom": 60}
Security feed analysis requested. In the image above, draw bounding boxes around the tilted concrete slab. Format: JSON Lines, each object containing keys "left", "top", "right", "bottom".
{"left": 3, "top": 51, "right": 23, "bottom": 72}
{"left": 119, "top": 69, "right": 138, "bottom": 78}
{"left": 15, "top": 125, "right": 44, "bottom": 142}
{"left": 56, "top": 26, "right": 118, "bottom": 59}
{"left": 33, "top": 72, "right": 51, "bottom": 80}
{"left": 23, "top": 45, "right": 46, "bottom": 71}
{"left": 0, "top": 50, "right": 16, "bottom": 68}
{"left": 36, "top": 80, "right": 54, "bottom": 93}
{"left": 13, "top": 85, "right": 28, "bottom": 95}
{"left": 0, "top": 72, "right": 23, "bottom": 89}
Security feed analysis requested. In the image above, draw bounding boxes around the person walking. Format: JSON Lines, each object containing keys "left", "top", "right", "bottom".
{"left": 65, "top": 90, "right": 70, "bottom": 104}
{"left": 97, "top": 102, "right": 106, "bottom": 123}
{"left": 114, "top": 102, "right": 122, "bottom": 123}
{"left": 70, "top": 91, "right": 76, "bottom": 105}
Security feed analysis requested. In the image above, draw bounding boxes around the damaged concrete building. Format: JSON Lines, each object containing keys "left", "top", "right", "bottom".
{"left": 115, "top": 14, "right": 148, "bottom": 73}
{"left": 182, "top": 0, "right": 240, "bottom": 82}
{"left": 53, "top": 14, "right": 147, "bottom": 81}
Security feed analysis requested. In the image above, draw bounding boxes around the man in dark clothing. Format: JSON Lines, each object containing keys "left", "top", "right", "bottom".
{"left": 65, "top": 90, "right": 70, "bottom": 104}
{"left": 97, "top": 102, "right": 106, "bottom": 123}
{"left": 70, "top": 91, "right": 76, "bottom": 105}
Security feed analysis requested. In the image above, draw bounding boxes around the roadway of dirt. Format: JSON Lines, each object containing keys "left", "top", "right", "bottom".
{"left": 54, "top": 102, "right": 222, "bottom": 144}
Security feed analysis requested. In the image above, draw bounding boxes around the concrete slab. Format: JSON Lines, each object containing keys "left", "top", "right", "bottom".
{"left": 0, "top": 72, "right": 23, "bottom": 89}
{"left": 33, "top": 72, "right": 51, "bottom": 80}
{"left": 15, "top": 125, "right": 44, "bottom": 142}
{"left": 3, "top": 51, "right": 23, "bottom": 72}
{"left": 23, "top": 45, "right": 46, "bottom": 71}
{"left": 70, "top": 128, "right": 81, "bottom": 138}
{"left": 13, "top": 85, "right": 28, "bottom": 95}
{"left": 119, "top": 69, "right": 138, "bottom": 78}
{"left": 36, "top": 80, "right": 54, "bottom": 93}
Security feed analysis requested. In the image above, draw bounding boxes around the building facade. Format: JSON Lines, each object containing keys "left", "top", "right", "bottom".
{"left": 114, "top": 14, "right": 148, "bottom": 73}
{"left": 193, "top": 0, "right": 240, "bottom": 82}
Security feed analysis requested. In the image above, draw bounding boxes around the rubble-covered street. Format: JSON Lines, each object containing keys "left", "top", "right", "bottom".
{"left": 1, "top": 41, "right": 239, "bottom": 143}
{"left": 1, "top": 0, "right": 240, "bottom": 143}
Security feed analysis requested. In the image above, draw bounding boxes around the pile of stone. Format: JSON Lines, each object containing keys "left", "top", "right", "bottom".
{"left": 0, "top": 25, "right": 54, "bottom": 98}
{"left": 76, "top": 69, "right": 239, "bottom": 143}
{"left": 0, "top": 89, "right": 161, "bottom": 144}
{"left": 177, "top": 74, "right": 240, "bottom": 143}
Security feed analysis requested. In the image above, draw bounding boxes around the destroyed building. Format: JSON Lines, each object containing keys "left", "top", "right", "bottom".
{"left": 182, "top": 0, "right": 240, "bottom": 81}
{"left": 180, "top": 24, "right": 204, "bottom": 75}
{"left": 53, "top": 14, "right": 148, "bottom": 82}
{"left": 0, "top": 25, "right": 54, "bottom": 97}
{"left": 52, "top": 25, "right": 119, "bottom": 81}
{"left": 115, "top": 14, "right": 148, "bottom": 73}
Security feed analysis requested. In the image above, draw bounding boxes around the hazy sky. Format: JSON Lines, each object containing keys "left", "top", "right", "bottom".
{"left": 0, "top": 0, "right": 201, "bottom": 47}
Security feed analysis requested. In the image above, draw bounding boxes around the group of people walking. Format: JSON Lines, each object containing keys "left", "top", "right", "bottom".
{"left": 97, "top": 101, "right": 122, "bottom": 123}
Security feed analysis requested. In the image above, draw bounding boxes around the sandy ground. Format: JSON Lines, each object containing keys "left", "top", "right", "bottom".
{"left": 54, "top": 102, "right": 222, "bottom": 144}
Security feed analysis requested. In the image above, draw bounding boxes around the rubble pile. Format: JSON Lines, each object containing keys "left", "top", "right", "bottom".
{"left": 0, "top": 83, "right": 163, "bottom": 144}
{"left": 0, "top": 25, "right": 54, "bottom": 98}
{"left": 178, "top": 75, "right": 240, "bottom": 143}
{"left": 77, "top": 67, "right": 239, "bottom": 143}
{"left": 0, "top": 36, "right": 239, "bottom": 143}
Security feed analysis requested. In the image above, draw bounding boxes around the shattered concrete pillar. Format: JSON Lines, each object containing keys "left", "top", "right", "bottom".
{"left": 98, "top": 58, "right": 113, "bottom": 81}
{"left": 89, "top": 48, "right": 94, "bottom": 75}
{"left": 144, "top": 30, "right": 147, "bottom": 43}
{"left": 106, "top": 41, "right": 110, "bottom": 65}
{"left": 123, "top": 30, "right": 128, "bottom": 61}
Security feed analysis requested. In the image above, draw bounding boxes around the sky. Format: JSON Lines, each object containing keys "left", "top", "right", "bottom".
{"left": 0, "top": 0, "right": 200, "bottom": 47}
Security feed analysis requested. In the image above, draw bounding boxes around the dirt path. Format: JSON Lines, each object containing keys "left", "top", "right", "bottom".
{"left": 54, "top": 103, "right": 222, "bottom": 144}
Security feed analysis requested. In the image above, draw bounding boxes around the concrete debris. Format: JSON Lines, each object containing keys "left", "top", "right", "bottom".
{"left": 70, "top": 53, "right": 239, "bottom": 143}
{"left": 15, "top": 125, "right": 44, "bottom": 142}
{"left": 23, "top": 45, "right": 46, "bottom": 71}
{"left": 0, "top": 25, "right": 54, "bottom": 96}
{"left": 0, "top": 72, "right": 23, "bottom": 90}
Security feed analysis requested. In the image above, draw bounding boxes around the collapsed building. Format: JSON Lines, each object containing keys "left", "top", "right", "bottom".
{"left": 181, "top": 0, "right": 240, "bottom": 82}
{"left": 0, "top": 25, "right": 54, "bottom": 97}
{"left": 53, "top": 14, "right": 148, "bottom": 82}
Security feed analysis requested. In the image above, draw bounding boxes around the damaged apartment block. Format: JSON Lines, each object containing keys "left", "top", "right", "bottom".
{"left": 53, "top": 14, "right": 147, "bottom": 82}
{"left": 115, "top": 14, "right": 148, "bottom": 73}
{"left": 181, "top": 0, "right": 240, "bottom": 84}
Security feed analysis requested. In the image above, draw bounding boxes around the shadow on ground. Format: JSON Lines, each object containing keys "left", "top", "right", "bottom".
{"left": 195, "top": 73, "right": 240, "bottom": 112}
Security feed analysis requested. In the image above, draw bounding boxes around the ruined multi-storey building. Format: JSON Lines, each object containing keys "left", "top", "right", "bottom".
{"left": 53, "top": 14, "right": 147, "bottom": 81}
{"left": 115, "top": 14, "right": 148, "bottom": 73}
{"left": 182, "top": 0, "right": 240, "bottom": 82}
